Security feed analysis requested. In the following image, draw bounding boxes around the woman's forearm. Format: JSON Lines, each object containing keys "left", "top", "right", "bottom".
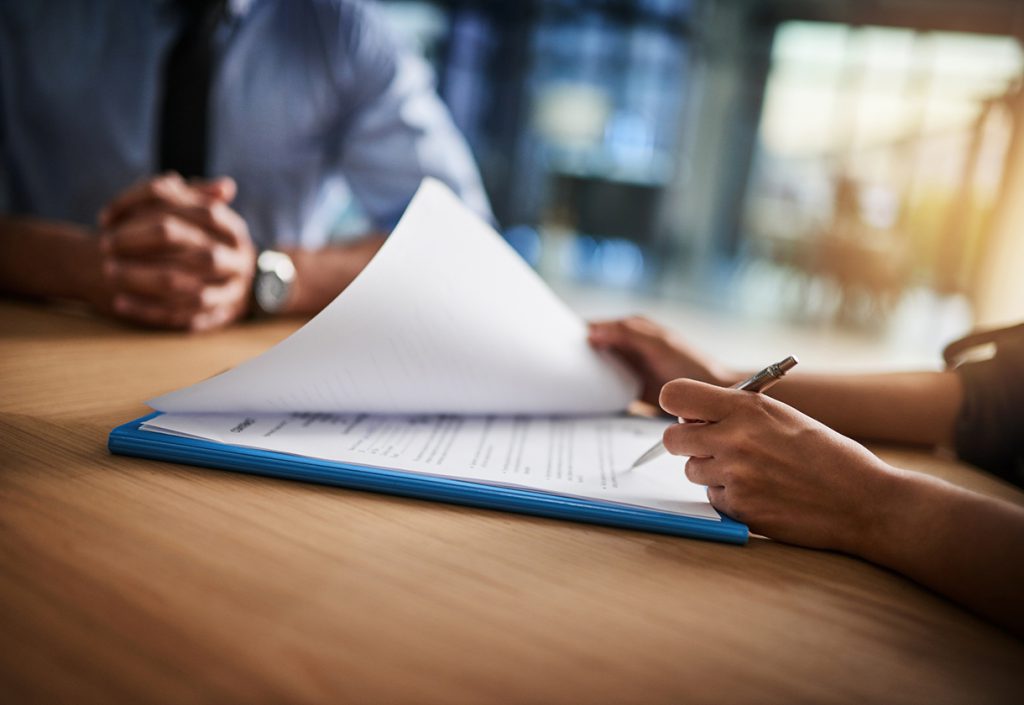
{"left": 853, "top": 468, "right": 1024, "bottom": 636}
{"left": 589, "top": 318, "right": 964, "bottom": 448}
{"left": 762, "top": 371, "right": 963, "bottom": 447}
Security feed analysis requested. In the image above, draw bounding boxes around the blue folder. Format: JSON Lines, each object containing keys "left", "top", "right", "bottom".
{"left": 109, "top": 412, "right": 748, "bottom": 545}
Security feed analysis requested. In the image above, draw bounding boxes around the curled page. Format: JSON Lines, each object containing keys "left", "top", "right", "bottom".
{"left": 150, "top": 179, "right": 639, "bottom": 415}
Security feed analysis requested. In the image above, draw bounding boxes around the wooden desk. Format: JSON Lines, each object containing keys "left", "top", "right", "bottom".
{"left": 2, "top": 301, "right": 1022, "bottom": 704}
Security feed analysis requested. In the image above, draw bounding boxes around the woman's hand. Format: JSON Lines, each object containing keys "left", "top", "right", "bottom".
{"left": 659, "top": 378, "right": 900, "bottom": 553}
{"left": 588, "top": 317, "right": 734, "bottom": 406}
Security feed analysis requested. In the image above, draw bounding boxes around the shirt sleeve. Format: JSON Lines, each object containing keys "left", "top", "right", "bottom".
{"left": 320, "top": 0, "right": 493, "bottom": 231}
{"left": 950, "top": 323, "right": 1024, "bottom": 487}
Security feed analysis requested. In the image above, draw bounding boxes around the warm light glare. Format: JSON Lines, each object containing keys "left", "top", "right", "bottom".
{"left": 761, "top": 23, "right": 1024, "bottom": 157}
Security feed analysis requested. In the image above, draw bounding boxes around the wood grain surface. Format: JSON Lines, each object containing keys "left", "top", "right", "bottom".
{"left": 1, "top": 300, "right": 1022, "bottom": 705}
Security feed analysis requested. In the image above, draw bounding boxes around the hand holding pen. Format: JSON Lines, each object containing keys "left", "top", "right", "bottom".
{"left": 630, "top": 356, "right": 799, "bottom": 469}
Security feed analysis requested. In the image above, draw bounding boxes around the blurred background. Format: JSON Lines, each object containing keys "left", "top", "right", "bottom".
{"left": 359, "top": 0, "right": 1024, "bottom": 369}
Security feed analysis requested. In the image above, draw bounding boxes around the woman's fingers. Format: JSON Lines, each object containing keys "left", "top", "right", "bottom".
{"left": 588, "top": 316, "right": 667, "bottom": 352}
{"left": 683, "top": 456, "right": 728, "bottom": 487}
{"left": 660, "top": 378, "right": 738, "bottom": 422}
{"left": 663, "top": 421, "right": 726, "bottom": 458}
{"left": 706, "top": 486, "right": 740, "bottom": 521}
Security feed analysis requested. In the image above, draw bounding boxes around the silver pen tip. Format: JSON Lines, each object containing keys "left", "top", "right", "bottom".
{"left": 777, "top": 355, "right": 799, "bottom": 373}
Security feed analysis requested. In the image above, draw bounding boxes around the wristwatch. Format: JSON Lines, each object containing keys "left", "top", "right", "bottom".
{"left": 252, "top": 249, "right": 296, "bottom": 315}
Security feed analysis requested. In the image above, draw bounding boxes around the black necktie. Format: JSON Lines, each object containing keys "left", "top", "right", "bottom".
{"left": 158, "top": 0, "right": 226, "bottom": 178}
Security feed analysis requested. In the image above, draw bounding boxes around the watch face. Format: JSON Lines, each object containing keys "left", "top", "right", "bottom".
{"left": 254, "top": 251, "right": 296, "bottom": 314}
{"left": 255, "top": 272, "right": 286, "bottom": 313}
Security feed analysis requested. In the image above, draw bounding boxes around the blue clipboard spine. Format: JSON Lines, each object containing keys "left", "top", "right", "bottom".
{"left": 108, "top": 413, "right": 749, "bottom": 545}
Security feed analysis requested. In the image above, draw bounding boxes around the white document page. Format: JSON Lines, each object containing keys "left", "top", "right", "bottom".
{"left": 150, "top": 179, "right": 638, "bottom": 416}
{"left": 143, "top": 413, "right": 719, "bottom": 521}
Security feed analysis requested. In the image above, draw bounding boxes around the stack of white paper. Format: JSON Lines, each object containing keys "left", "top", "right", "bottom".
{"left": 144, "top": 180, "right": 716, "bottom": 521}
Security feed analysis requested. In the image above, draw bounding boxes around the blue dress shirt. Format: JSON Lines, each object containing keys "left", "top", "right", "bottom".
{"left": 0, "top": 0, "right": 492, "bottom": 248}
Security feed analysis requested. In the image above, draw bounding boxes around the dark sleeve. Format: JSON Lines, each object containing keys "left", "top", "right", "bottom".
{"left": 950, "top": 323, "right": 1024, "bottom": 486}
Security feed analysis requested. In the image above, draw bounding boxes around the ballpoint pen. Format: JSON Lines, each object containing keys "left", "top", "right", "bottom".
{"left": 629, "top": 355, "right": 799, "bottom": 469}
